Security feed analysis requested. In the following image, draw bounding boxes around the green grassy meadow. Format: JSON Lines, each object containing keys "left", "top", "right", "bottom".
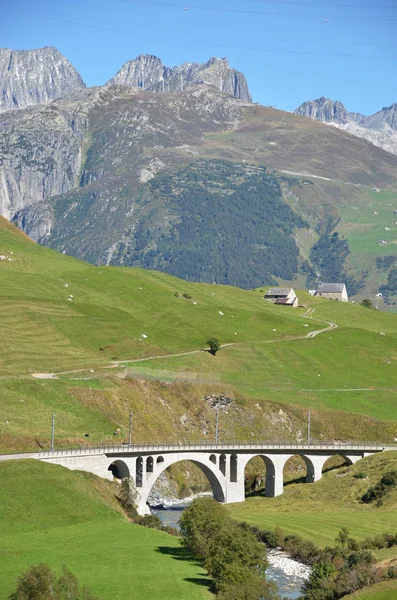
{"left": 0, "top": 460, "right": 211, "bottom": 600}
{"left": 343, "top": 580, "right": 397, "bottom": 599}
{"left": 339, "top": 191, "right": 397, "bottom": 257}
{"left": 228, "top": 452, "right": 397, "bottom": 548}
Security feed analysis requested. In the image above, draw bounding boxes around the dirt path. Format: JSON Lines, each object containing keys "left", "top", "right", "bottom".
{"left": 111, "top": 308, "right": 337, "bottom": 366}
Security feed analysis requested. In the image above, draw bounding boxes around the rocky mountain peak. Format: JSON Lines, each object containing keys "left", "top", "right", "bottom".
{"left": 0, "top": 46, "right": 86, "bottom": 113}
{"left": 365, "top": 103, "right": 397, "bottom": 133}
{"left": 294, "top": 97, "right": 349, "bottom": 125}
{"left": 106, "top": 54, "right": 252, "bottom": 101}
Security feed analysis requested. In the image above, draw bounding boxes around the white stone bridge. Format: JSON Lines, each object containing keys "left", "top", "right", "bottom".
{"left": 7, "top": 441, "right": 384, "bottom": 515}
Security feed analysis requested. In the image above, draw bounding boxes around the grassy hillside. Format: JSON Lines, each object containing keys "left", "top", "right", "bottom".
{"left": 0, "top": 460, "right": 211, "bottom": 600}
{"left": 2, "top": 216, "right": 397, "bottom": 452}
{"left": 344, "top": 580, "right": 397, "bottom": 599}
{"left": 0, "top": 215, "right": 319, "bottom": 377}
{"left": 228, "top": 451, "right": 397, "bottom": 547}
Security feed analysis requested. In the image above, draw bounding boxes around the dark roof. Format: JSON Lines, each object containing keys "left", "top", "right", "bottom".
{"left": 265, "top": 287, "right": 293, "bottom": 297}
{"left": 275, "top": 297, "right": 295, "bottom": 305}
{"left": 317, "top": 283, "right": 346, "bottom": 293}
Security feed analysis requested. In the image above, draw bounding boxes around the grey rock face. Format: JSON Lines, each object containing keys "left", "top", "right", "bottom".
{"left": 12, "top": 201, "right": 54, "bottom": 242}
{"left": 0, "top": 87, "right": 110, "bottom": 219}
{"left": 0, "top": 46, "right": 85, "bottom": 112}
{"left": 363, "top": 103, "right": 397, "bottom": 134}
{"left": 294, "top": 97, "right": 349, "bottom": 124}
{"left": 107, "top": 54, "right": 252, "bottom": 102}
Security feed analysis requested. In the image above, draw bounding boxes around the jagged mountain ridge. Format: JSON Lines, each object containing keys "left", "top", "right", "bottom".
{"left": 106, "top": 54, "right": 252, "bottom": 102}
{"left": 294, "top": 96, "right": 350, "bottom": 125}
{"left": 294, "top": 97, "right": 397, "bottom": 156}
{"left": 0, "top": 47, "right": 86, "bottom": 113}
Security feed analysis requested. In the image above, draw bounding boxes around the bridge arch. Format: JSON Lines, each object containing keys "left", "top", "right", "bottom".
{"left": 283, "top": 454, "right": 309, "bottom": 484}
{"left": 322, "top": 454, "right": 349, "bottom": 474}
{"left": 137, "top": 453, "right": 226, "bottom": 513}
{"left": 108, "top": 459, "right": 130, "bottom": 480}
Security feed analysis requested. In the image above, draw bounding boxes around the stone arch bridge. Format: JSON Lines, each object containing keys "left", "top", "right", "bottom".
{"left": 27, "top": 442, "right": 386, "bottom": 515}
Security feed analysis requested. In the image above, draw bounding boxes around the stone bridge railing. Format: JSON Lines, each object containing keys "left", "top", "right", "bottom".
{"left": 36, "top": 440, "right": 386, "bottom": 459}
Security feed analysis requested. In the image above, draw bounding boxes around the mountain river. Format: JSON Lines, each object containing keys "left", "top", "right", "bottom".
{"left": 151, "top": 503, "right": 311, "bottom": 599}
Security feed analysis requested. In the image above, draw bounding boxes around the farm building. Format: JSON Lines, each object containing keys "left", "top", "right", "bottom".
{"left": 264, "top": 287, "right": 298, "bottom": 307}
{"left": 316, "top": 283, "right": 348, "bottom": 302}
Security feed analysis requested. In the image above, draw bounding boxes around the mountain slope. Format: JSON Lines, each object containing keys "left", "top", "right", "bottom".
{"left": 0, "top": 46, "right": 85, "bottom": 113}
{"left": 107, "top": 54, "right": 252, "bottom": 101}
{"left": 294, "top": 97, "right": 397, "bottom": 156}
{"left": 4, "top": 85, "right": 397, "bottom": 293}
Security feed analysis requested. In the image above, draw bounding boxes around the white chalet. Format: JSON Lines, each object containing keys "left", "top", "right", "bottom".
{"left": 316, "top": 283, "right": 348, "bottom": 302}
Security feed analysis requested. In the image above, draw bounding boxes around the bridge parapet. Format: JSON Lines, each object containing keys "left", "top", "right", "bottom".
{"left": 36, "top": 441, "right": 386, "bottom": 459}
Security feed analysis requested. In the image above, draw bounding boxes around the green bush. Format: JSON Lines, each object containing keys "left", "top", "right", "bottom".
{"left": 9, "top": 564, "right": 97, "bottom": 600}
{"left": 361, "top": 471, "right": 397, "bottom": 504}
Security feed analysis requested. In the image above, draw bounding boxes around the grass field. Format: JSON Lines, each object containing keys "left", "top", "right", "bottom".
{"left": 344, "top": 580, "right": 397, "bottom": 599}
{"left": 0, "top": 460, "right": 211, "bottom": 600}
{"left": 228, "top": 451, "right": 397, "bottom": 548}
{"left": 339, "top": 191, "right": 397, "bottom": 256}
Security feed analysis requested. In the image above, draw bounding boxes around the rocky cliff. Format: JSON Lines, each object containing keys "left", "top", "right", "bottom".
{"left": 106, "top": 54, "right": 252, "bottom": 102}
{"left": 294, "top": 96, "right": 349, "bottom": 125}
{"left": 363, "top": 103, "right": 397, "bottom": 134}
{"left": 0, "top": 86, "right": 117, "bottom": 219}
{"left": 0, "top": 47, "right": 86, "bottom": 113}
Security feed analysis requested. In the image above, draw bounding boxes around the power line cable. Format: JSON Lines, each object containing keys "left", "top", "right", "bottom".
{"left": 117, "top": 0, "right": 397, "bottom": 21}
{"left": 1, "top": 7, "right": 396, "bottom": 60}
{"left": 249, "top": 0, "right": 397, "bottom": 10}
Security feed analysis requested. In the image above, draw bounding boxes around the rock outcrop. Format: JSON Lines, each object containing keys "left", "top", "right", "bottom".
{"left": 0, "top": 46, "right": 85, "bottom": 113}
{"left": 107, "top": 54, "right": 252, "bottom": 102}
{"left": 294, "top": 96, "right": 349, "bottom": 125}
{"left": 364, "top": 103, "right": 397, "bottom": 134}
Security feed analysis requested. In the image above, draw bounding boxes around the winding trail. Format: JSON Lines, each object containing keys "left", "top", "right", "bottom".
{"left": 110, "top": 308, "right": 337, "bottom": 366}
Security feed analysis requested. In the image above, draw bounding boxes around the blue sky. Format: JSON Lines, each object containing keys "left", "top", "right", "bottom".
{"left": 1, "top": 0, "right": 396, "bottom": 114}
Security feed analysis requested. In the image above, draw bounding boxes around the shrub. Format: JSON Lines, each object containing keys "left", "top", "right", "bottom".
{"left": 361, "top": 471, "right": 397, "bottom": 504}
{"left": 360, "top": 299, "right": 375, "bottom": 309}
{"left": 9, "top": 564, "right": 97, "bottom": 600}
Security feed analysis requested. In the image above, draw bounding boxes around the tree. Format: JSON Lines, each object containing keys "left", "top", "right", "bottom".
{"left": 336, "top": 527, "right": 350, "bottom": 547}
{"left": 217, "top": 565, "right": 277, "bottom": 600}
{"left": 118, "top": 476, "right": 138, "bottom": 517}
{"left": 9, "top": 564, "right": 97, "bottom": 600}
{"left": 179, "top": 498, "right": 276, "bottom": 597}
{"left": 207, "top": 337, "right": 220, "bottom": 356}
{"left": 360, "top": 299, "right": 375, "bottom": 309}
